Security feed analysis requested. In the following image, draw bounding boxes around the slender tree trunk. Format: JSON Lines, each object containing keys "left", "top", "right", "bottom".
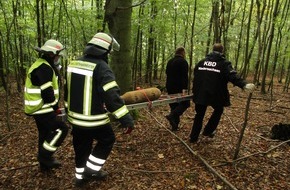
{"left": 241, "top": 0, "right": 254, "bottom": 78}
{"left": 159, "top": 46, "right": 166, "bottom": 81}
{"left": 151, "top": 3, "right": 158, "bottom": 82}
{"left": 36, "top": 0, "right": 42, "bottom": 48}
{"left": 278, "top": 1, "right": 290, "bottom": 83}
{"left": 173, "top": 0, "right": 177, "bottom": 48}
{"left": 257, "top": 0, "right": 271, "bottom": 87}
{"left": 284, "top": 60, "right": 290, "bottom": 92}
{"left": 261, "top": 0, "right": 279, "bottom": 93}
{"left": 221, "top": 0, "right": 233, "bottom": 54}
{"left": 268, "top": 26, "right": 282, "bottom": 92}
{"left": 145, "top": 33, "right": 154, "bottom": 84}
{"left": 0, "top": 32, "right": 7, "bottom": 91}
{"left": 205, "top": 14, "right": 213, "bottom": 56}
{"left": 281, "top": 31, "right": 289, "bottom": 87}
{"left": 12, "top": 0, "right": 22, "bottom": 93}
{"left": 132, "top": 7, "right": 142, "bottom": 89}
{"left": 41, "top": 0, "right": 45, "bottom": 41}
{"left": 182, "top": 3, "right": 191, "bottom": 48}
{"left": 188, "top": 0, "right": 197, "bottom": 91}
{"left": 234, "top": 0, "right": 247, "bottom": 70}
{"left": 144, "top": 1, "right": 156, "bottom": 85}
{"left": 253, "top": 0, "right": 266, "bottom": 85}
{"left": 212, "top": 1, "right": 220, "bottom": 43}
{"left": 153, "top": 40, "right": 158, "bottom": 81}
{"left": 138, "top": 30, "right": 143, "bottom": 86}
{"left": 268, "top": 0, "right": 288, "bottom": 90}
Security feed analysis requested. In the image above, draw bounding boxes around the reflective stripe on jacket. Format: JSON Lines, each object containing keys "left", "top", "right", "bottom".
{"left": 65, "top": 60, "right": 130, "bottom": 128}
{"left": 66, "top": 60, "right": 109, "bottom": 127}
{"left": 24, "top": 58, "right": 59, "bottom": 115}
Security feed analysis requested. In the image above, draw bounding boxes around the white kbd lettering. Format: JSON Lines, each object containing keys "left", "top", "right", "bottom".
{"left": 204, "top": 61, "right": 217, "bottom": 67}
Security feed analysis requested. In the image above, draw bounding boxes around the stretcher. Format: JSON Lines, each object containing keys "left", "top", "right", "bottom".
{"left": 125, "top": 93, "right": 193, "bottom": 110}
{"left": 57, "top": 93, "right": 193, "bottom": 121}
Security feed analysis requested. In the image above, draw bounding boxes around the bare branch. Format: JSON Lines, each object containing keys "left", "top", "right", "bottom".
{"left": 144, "top": 109, "right": 239, "bottom": 190}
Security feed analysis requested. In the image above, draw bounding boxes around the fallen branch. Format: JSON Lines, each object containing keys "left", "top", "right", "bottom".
{"left": 224, "top": 112, "right": 239, "bottom": 132}
{"left": 233, "top": 92, "right": 253, "bottom": 160}
{"left": 0, "top": 131, "right": 16, "bottom": 143}
{"left": 264, "top": 110, "right": 285, "bottom": 114}
{"left": 256, "top": 134, "right": 279, "bottom": 142}
{"left": 276, "top": 105, "right": 290, "bottom": 110}
{"left": 144, "top": 110, "right": 239, "bottom": 190}
{"left": 230, "top": 139, "right": 290, "bottom": 163}
{"left": 0, "top": 163, "right": 38, "bottom": 173}
{"left": 124, "top": 167, "right": 201, "bottom": 174}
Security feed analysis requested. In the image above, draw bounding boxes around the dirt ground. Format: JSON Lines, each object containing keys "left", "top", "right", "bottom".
{"left": 0, "top": 83, "right": 289, "bottom": 190}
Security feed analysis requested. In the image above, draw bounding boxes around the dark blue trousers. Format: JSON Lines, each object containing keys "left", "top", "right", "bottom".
{"left": 190, "top": 104, "right": 223, "bottom": 141}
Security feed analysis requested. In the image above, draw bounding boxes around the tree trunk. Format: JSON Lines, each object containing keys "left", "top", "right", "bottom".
{"left": 145, "top": 1, "right": 157, "bottom": 85}
{"left": 253, "top": 0, "right": 266, "bottom": 85}
{"left": 241, "top": 0, "right": 254, "bottom": 78}
{"left": 36, "top": 0, "right": 42, "bottom": 48}
{"left": 153, "top": 40, "right": 158, "bottom": 81}
{"left": 0, "top": 33, "right": 7, "bottom": 91}
{"left": 105, "top": 0, "right": 133, "bottom": 94}
{"left": 132, "top": 7, "right": 142, "bottom": 89}
{"left": 188, "top": 0, "right": 197, "bottom": 91}
{"left": 145, "top": 34, "right": 154, "bottom": 84}
{"left": 234, "top": 0, "right": 247, "bottom": 70}
{"left": 257, "top": 0, "right": 271, "bottom": 89}
{"left": 261, "top": 0, "right": 279, "bottom": 93}
{"left": 212, "top": 1, "right": 220, "bottom": 43}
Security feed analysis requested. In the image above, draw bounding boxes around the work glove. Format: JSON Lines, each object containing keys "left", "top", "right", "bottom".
{"left": 182, "top": 89, "right": 188, "bottom": 95}
{"left": 55, "top": 108, "right": 62, "bottom": 115}
{"left": 122, "top": 125, "right": 134, "bottom": 134}
{"left": 53, "top": 105, "right": 61, "bottom": 115}
{"left": 243, "top": 83, "right": 255, "bottom": 93}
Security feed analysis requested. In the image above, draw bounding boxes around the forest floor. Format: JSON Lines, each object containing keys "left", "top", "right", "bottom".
{"left": 0, "top": 82, "right": 290, "bottom": 190}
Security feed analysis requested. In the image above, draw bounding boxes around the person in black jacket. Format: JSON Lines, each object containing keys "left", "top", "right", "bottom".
{"left": 64, "top": 32, "right": 134, "bottom": 187}
{"left": 189, "top": 43, "right": 255, "bottom": 143}
{"left": 165, "top": 47, "right": 190, "bottom": 131}
{"left": 24, "top": 39, "right": 68, "bottom": 171}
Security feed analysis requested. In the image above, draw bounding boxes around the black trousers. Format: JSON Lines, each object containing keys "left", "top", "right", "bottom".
{"left": 169, "top": 100, "right": 190, "bottom": 124}
{"left": 190, "top": 104, "right": 224, "bottom": 141}
{"left": 34, "top": 112, "right": 68, "bottom": 157}
{"left": 72, "top": 124, "right": 116, "bottom": 168}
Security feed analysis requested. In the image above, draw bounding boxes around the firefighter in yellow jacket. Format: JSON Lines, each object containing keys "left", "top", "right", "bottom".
{"left": 64, "top": 32, "right": 134, "bottom": 187}
{"left": 24, "top": 39, "right": 68, "bottom": 171}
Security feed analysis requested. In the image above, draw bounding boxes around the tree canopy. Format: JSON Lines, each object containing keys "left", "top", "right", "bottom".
{"left": 0, "top": 0, "right": 289, "bottom": 93}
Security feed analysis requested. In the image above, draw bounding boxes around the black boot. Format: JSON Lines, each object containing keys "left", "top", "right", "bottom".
{"left": 74, "top": 177, "right": 89, "bottom": 187}
{"left": 202, "top": 131, "right": 216, "bottom": 138}
{"left": 37, "top": 151, "right": 61, "bottom": 171}
{"left": 165, "top": 114, "right": 178, "bottom": 131}
{"left": 83, "top": 167, "right": 108, "bottom": 181}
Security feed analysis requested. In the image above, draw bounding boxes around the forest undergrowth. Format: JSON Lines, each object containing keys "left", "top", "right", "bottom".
{"left": 0, "top": 82, "right": 289, "bottom": 190}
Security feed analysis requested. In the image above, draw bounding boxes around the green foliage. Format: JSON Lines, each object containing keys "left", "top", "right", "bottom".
{"left": 0, "top": 0, "right": 290, "bottom": 88}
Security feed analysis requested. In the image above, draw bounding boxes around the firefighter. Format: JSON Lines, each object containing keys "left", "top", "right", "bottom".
{"left": 64, "top": 32, "right": 134, "bottom": 187}
{"left": 24, "top": 39, "right": 68, "bottom": 171}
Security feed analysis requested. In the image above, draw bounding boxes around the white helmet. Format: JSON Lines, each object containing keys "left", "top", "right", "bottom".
{"left": 88, "top": 32, "right": 120, "bottom": 52}
{"left": 36, "top": 39, "right": 65, "bottom": 56}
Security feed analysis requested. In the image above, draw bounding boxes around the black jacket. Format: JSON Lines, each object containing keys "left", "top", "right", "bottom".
{"left": 192, "top": 51, "right": 246, "bottom": 107}
{"left": 166, "top": 55, "right": 188, "bottom": 94}
{"left": 64, "top": 45, "right": 134, "bottom": 128}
